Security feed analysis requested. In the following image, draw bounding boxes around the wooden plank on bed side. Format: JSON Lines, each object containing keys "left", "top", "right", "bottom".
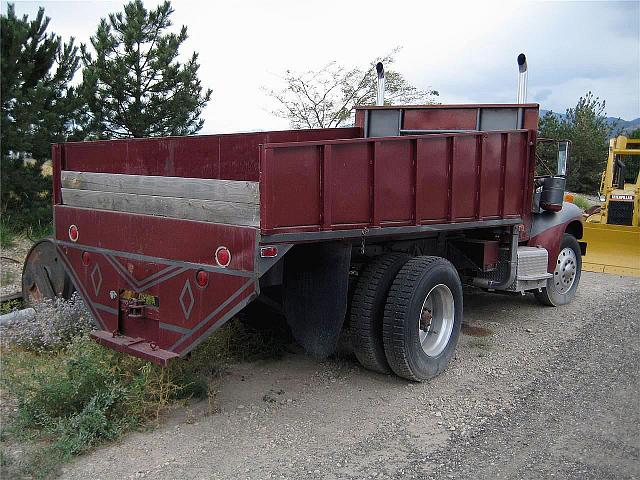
{"left": 61, "top": 171, "right": 259, "bottom": 205}
{"left": 61, "top": 188, "right": 259, "bottom": 227}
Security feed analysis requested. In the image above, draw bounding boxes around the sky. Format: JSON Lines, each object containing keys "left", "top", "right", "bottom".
{"left": 3, "top": 0, "right": 639, "bottom": 134}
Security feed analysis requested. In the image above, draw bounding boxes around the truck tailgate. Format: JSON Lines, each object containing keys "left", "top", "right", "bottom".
{"left": 55, "top": 205, "right": 258, "bottom": 364}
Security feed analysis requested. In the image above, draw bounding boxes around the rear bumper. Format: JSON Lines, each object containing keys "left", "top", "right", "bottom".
{"left": 91, "top": 330, "right": 179, "bottom": 366}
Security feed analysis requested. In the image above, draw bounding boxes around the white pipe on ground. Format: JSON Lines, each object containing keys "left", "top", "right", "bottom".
{"left": 0, "top": 307, "right": 35, "bottom": 326}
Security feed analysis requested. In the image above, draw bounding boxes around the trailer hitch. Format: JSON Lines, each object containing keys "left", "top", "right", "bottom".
{"left": 122, "top": 298, "right": 145, "bottom": 318}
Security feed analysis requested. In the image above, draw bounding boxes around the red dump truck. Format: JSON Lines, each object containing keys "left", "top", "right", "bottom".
{"left": 22, "top": 66, "right": 586, "bottom": 381}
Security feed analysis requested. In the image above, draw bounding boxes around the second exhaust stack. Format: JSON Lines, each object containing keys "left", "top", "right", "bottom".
{"left": 376, "top": 62, "right": 385, "bottom": 106}
{"left": 516, "top": 53, "right": 528, "bottom": 103}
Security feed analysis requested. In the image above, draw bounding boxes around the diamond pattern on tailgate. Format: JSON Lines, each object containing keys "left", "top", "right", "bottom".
{"left": 179, "top": 279, "right": 194, "bottom": 319}
{"left": 91, "top": 264, "right": 103, "bottom": 296}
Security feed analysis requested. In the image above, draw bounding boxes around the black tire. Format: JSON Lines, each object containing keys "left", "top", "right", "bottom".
{"left": 382, "top": 256, "right": 463, "bottom": 382}
{"left": 350, "top": 253, "right": 410, "bottom": 374}
{"left": 535, "top": 234, "right": 582, "bottom": 307}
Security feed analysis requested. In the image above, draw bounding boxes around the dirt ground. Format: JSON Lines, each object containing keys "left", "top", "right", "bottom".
{"left": 59, "top": 272, "right": 639, "bottom": 480}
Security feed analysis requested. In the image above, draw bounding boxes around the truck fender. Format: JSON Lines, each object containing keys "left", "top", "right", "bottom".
{"left": 528, "top": 202, "right": 584, "bottom": 271}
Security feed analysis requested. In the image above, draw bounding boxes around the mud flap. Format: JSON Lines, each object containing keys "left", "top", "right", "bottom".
{"left": 282, "top": 242, "right": 351, "bottom": 358}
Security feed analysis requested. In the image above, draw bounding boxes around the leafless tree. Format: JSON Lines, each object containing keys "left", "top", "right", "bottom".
{"left": 266, "top": 50, "right": 439, "bottom": 129}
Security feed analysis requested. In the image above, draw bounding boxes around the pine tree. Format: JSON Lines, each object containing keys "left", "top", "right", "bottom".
{"left": 81, "top": 0, "right": 212, "bottom": 138}
{"left": 1, "top": 4, "right": 82, "bottom": 232}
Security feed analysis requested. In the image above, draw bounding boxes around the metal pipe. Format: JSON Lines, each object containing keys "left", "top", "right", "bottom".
{"left": 516, "top": 53, "right": 528, "bottom": 103}
{"left": 0, "top": 307, "right": 36, "bottom": 326}
{"left": 376, "top": 62, "right": 385, "bottom": 106}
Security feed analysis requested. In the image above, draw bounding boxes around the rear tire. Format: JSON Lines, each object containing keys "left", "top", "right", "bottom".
{"left": 535, "top": 234, "right": 582, "bottom": 307}
{"left": 350, "top": 253, "right": 409, "bottom": 374}
{"left": 383, "top": 256, "right": 463, "bottom": 382}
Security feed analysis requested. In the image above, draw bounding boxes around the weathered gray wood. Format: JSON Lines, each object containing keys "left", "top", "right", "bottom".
{"left": 62, "top": 171, "right": 259, "bottom": 205}
{"left": 61, "top": 188, "right": 259, "bottom": 227}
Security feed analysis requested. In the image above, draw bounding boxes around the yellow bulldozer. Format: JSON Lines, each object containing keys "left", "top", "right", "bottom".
{"left": 582, "top": 135, "right": 640, "bottom": 276}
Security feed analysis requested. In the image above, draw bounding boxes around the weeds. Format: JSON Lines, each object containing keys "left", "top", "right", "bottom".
{"left": 1, "top": 293, "right": 93, "bottom": 351}
{"left": 25, "top": 221, "right": 53, "bottom": 243}
{"left": 0, "top": 299, "right": 289, "bottom": 478}
{"left": 2, "top": 336, "right": 197, "bottom": 478}
{"left": 0, "top": 215, "right": 51, "bottom": 249}
{"left": 0, "top": 298, "right": 23, "bottom": 315}
{"left": 0, "top": 222, "right": 16, "bottom": 248}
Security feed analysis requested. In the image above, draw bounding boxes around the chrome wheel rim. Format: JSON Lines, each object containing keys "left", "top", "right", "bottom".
{"left": 554, "top": 247, "right": 577, "bottom": 294}
{"left": 418, "top": 284, "right": 455, "bottom": 357}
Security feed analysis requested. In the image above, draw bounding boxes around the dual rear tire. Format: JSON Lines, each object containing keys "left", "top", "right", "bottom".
{"left": 350, "top": 253, "right": 410, "bottom": 374}
{"left": 350, "top": 254, "right": 463, "bottom": 382}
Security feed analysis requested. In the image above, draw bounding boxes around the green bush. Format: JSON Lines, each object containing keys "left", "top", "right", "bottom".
{"left": 570, "top": 195, "right": 592, "bottom": 211}
{"left": 2, "top": 336, "right": 190, "bottom": 477}
{"left": 1, "top": 316, "right": 289, "bottom": 478}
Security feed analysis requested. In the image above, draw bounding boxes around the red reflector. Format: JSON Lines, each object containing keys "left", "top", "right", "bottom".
{"left": 82, "top": 251, "right": 91, "bottom": 265}
{"left": 260, "top": 246, "right": 278, "bottom": 258}
{"left": 215, "top": 246, "right": 231, "bottom": 267}
{"left": 196, "top": 270, "right": 208, "bottom": 287}
{"left": 68, "top": 225, "right": 79, "bottom": 242}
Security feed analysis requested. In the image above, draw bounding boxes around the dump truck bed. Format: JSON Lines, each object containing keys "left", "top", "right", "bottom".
{"left": 56, "top": 105, "right": 540, "bottom": 239}
{"left": 51, "top": 104, "right": 540, "bottom": 364}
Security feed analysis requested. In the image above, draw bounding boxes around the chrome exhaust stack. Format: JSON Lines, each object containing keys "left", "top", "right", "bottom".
{"left": 516, "top": 53, "right": 528, "bottom": 103}
{"left": 376, "top": 62, "right": 385, "bottom": 106}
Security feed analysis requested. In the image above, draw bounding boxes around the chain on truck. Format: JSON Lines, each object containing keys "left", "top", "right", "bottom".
{"left": 22, "top": 54, "right": 586, "bottom": 382}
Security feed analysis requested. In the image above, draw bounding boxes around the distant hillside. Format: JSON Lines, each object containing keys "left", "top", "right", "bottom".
{"left": 540, "top": 109, "right": 640, "bottom": 135}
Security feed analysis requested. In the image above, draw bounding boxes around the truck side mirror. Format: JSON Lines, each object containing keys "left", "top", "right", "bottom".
{"left": 557, "top": 141, "right": 569, "bottom": 176}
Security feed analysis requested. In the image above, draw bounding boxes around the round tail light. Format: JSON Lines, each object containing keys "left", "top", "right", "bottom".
{"left": 68, "top": 225, "right": 79, "bottom": 242}
{"left": 196, "top": 270, "right": 209, "bottom": 287}
{"left": 215, "top": 246, "right": 231, "bottom": 267}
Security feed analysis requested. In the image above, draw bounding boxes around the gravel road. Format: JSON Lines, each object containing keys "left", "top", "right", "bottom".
{"left": 61, "top": 272, "right": 639, "bottom": 480}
